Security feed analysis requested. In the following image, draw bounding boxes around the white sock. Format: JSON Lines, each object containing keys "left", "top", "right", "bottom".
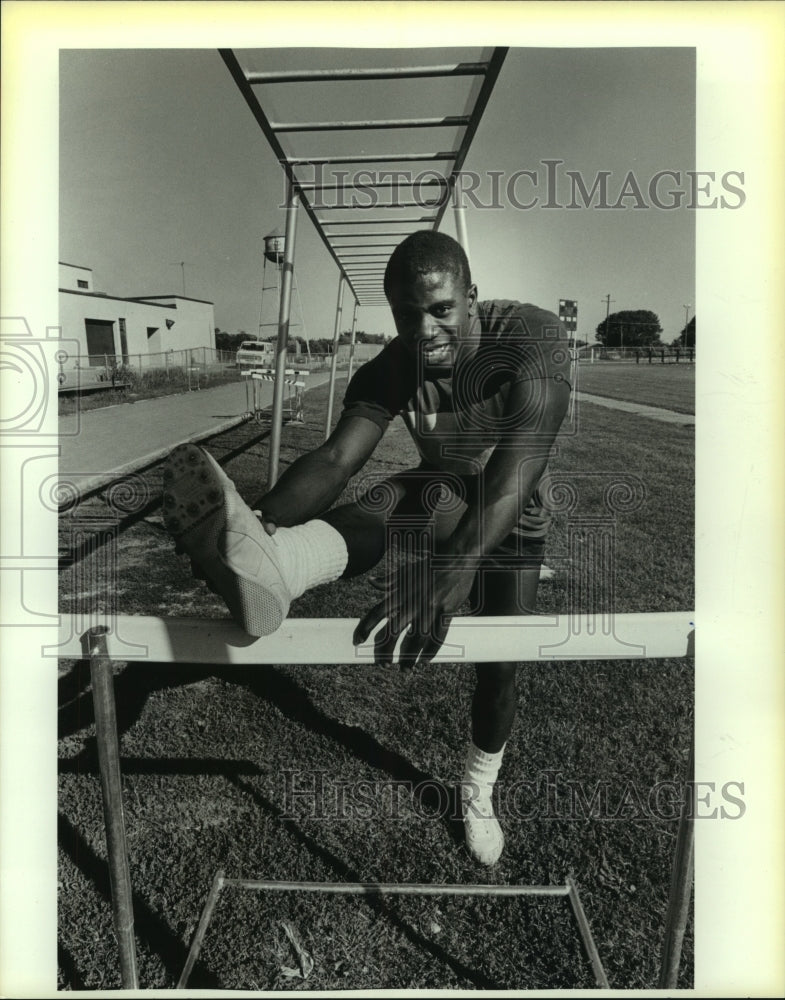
{"left": 268, "top": 520, "right": 348, "bottom": 599}
{"left": 461, "top": 741, "right": 506, "bottom": 818}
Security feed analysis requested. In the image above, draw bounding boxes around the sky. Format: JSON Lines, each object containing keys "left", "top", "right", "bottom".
{"left": 59, "top": 45, "right": 696, "bottom": 346}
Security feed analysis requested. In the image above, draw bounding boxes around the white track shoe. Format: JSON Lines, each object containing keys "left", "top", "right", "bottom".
{"left": 461, "top": 789, "right": 505, "bottom": 866}
{"left": 162, "top": 443, "right": 292, "bottom": 636}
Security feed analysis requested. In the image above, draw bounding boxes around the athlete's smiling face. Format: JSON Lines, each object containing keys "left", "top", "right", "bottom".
{"left": 388, "top": 270, "right": 478, "bottom": 377}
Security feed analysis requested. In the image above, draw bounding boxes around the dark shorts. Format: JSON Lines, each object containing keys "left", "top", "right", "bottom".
{"left": 363, "top": 463, "right": 549, "bottom": 572}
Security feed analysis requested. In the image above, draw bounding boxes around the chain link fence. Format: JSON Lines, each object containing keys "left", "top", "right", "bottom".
{"left": 58, "top": 346, "right": 352, "bottom": 394}
{"left": 575, "top": 345, "right": 696, "bottom": 364}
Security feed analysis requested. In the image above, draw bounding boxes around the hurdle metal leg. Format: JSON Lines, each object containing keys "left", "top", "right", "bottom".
{"left": 176, "top": 869, "right": 226, "bottom": 989}
{"left": 658, "top": 744, "right": 695, "bottom": 988}
{"left": 84, "top": 625, "right": 139, "bottom": 989}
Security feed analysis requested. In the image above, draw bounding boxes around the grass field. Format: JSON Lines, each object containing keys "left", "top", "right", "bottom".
{"left": 58, "top": 367, "right": 695, "bottom": 991}
{"left": 575, "top": 361, "right": 695, "bottom": 414}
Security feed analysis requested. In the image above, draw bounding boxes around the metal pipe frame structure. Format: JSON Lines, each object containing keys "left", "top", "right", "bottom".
{"left": 267, "top": 181, "right": 299, "bottom": 486}
{"left": 346, "top": 300, "right": 359, "bottom": 384}
{"left": 68, "top": 611, "right": 694, "bottom": 991}
{"left": 178, "top": 872, "right": 609, "bottom": 990}
{"left": 220, "top": 46, "right": 507, "bottom": 465}
{"left": 324, "top": 274, "right": 346, "bottom": 439}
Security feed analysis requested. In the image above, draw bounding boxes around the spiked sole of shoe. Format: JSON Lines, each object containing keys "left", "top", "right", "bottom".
{"left": 162, "top": 444, "right": 288, "bottom": 637}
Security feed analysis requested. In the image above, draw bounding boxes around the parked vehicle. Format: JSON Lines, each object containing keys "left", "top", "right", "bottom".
{"left": 236, "top": 340, "right": 274, "bottom": 369}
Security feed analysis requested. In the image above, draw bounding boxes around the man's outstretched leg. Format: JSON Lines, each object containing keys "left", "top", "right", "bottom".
{"left": 162, "top": 444, "right": 351, "bottom": 635}
{"left": 461, "top": 554, "right": 542, "bottom": 865}
{"left": 161, "top": 445, "right": 453, "bottom": 636}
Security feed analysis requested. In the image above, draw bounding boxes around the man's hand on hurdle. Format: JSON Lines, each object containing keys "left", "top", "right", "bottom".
{"left": 353, "top": 560, "right": 475, "bottom": 669}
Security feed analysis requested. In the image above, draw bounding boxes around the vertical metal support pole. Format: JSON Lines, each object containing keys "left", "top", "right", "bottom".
{"left": 453, "top": 182, "right": 470, "bottom": 265}
{"left": 268, "top": 182, "right": 299, "bottom": 487}
{"left": 85, "top": 626, "right": 139, "bottom": 989}
{"left": 658, "top": 744, "right": 695, "bottom": 989}
{"left": 324, "top": 274, "right": 345, "bottom": 441}
{"left": 569, "top": 349, "right": 579, "bottom": 422}
{"left": 346, "top": 300, "right": 359, "bottom": 384}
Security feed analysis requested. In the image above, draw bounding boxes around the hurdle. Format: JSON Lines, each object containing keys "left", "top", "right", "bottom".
{"left": 244, "top": 367, "right": 307, "bottom": 425}
{"left": 61, "top": 611, "right": 695, "bottom": 990}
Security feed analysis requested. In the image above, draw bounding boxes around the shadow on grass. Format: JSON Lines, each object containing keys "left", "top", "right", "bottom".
{"left": 59, "top": 660, "right": 463, "bottom": 851}
{"left": 57, "top": 941, "right": 88, "bottom": 991}
{"left": 58, "top": 661, "right": 496, "bottom": 987}
{"left": 58, "top": 662, "right": 216, "bottom": 741}
{"left": 223, "top": 775, "right": 497, "bottom": 991}
{"left": 232, "top": 663, "right": 466, "bottom": 849}
{"left": 58, "top": 759, "right": 495, "bottom": 990}
{"left": 57, "top": 811, "right": 222, "bottom": 990}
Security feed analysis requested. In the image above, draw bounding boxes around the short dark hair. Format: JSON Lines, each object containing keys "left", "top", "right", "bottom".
{"left": 383, "top": 230, "right": 472, "bottom": 299}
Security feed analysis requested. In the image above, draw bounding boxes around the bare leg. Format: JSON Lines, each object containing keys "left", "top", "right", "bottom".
{"left": 321, "top": 468, "right": 467, "bottom": 578}
{"left": 469, "top": 554, "right": 542, "bottom": 752}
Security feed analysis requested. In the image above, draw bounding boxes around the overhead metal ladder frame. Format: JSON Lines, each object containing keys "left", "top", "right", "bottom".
{"left": 219, "top": 46, "right": 508, "bottom": 478}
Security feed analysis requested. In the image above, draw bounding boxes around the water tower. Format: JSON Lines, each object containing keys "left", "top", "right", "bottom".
{"left": 264, "top": 228, "right": 286, "bottom": 264}
{"left": 259, "top": 226, "right": 309, "bottom": 356}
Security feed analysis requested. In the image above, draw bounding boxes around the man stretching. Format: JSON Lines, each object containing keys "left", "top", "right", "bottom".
{"left": 162, "top": 231, "right": 571, "bottom": 865}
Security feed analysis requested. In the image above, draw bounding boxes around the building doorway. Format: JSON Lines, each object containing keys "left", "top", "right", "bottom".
{"left": 84, "top": 319, "right": 116, "bottom": 366}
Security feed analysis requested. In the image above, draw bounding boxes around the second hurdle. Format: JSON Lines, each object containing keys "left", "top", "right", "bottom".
{"left": 244, "top": 367, "right": 308, "bottom": 424}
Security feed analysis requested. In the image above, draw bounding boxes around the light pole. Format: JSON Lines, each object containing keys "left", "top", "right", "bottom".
{"left": 171, "top": 261, "right": 187, "bottom": 296}
{"left": 602, "top": 294, "right": 615, "bottom": 354}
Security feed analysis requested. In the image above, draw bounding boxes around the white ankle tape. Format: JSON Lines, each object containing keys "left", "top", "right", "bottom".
{"left": 272, "top": 519, "right": 348, "bottom": 599}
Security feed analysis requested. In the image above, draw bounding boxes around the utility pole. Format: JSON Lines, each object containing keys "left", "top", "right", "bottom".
{"left": 683, "top": 304, "right": 691, "bottom": 347}
{"left": 602, "top": 293, "right": 615, "bottom": 348}
{"left": 171, "top": 261, "right": 187, "bottom": 296}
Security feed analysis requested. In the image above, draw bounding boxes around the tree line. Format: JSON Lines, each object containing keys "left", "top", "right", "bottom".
{"left": 595, "top": 310, "right": 695, "bottom": 349}
{"left": 216, "top": 310, "right": 696, "bottom": 354}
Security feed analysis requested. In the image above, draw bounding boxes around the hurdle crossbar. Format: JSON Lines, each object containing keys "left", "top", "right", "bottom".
{"left": 57, "top": 612, "right": 694, "bottom": 665}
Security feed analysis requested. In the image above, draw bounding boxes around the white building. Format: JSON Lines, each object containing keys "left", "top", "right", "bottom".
{"left": 59, "top": 262, "right": 215, "bottom": 369}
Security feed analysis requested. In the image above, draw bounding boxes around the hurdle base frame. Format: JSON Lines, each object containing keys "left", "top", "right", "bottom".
{"left": 177, "top": 871, "right": 609, "bottom": 990}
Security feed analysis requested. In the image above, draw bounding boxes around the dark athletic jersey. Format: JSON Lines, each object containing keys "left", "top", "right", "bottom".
{"left": 341, "top": 300, "right": 571, "bottom": 540}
